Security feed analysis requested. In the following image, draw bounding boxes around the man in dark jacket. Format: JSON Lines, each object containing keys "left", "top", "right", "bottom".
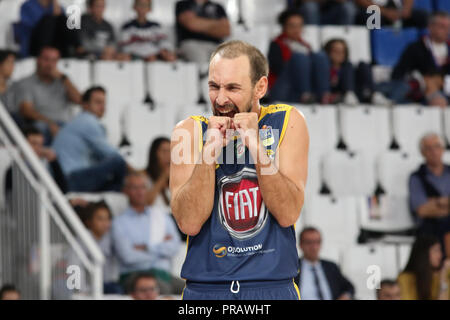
{"left": 295, "top": 226, "right": 355, "bottom": 300}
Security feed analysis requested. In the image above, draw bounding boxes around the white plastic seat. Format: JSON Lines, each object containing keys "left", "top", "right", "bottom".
{"left": 11, "top": 58, "right": 36, "bottom": 81}
{"left": 229, "top": 24, "right": 271, "bottom": 56}
{"left": 147, "top": 61, "right": 199, "bottom": 106}
{"left": 444, "top": 108, "right": 450, "bottom": 147}
{"left": 240, "top": 0, "right": 286, "bottom": 27}
{"left": 296, "top": 105, "right": 338, "bottom": 158}
{"left": 66, "top": 192, "right": 129, "bottom": 217}
{"left": 320, "top": 26, "right": 371, "bottom": 64}
{"left": 305, "top": 150, "right": 321, "bottom": 197}
{"left": 392, "top": 105, "right": 444, "bottom": 156}
{"left": 357, "top": 195, "right": 415, "bottom": 233}
{"left": 148, "top": 0, "right": 179, "bottom": 26}
{"left": 322, "top": 150, "right": 376, "bottom": 197}
{"left": 176, "top": 104, "right": 212, "bottom": 124}
{"left": 376, "top": 151, "right": 422, "bottom": 197}
{"left": 341, "top": 243, "right": 398, "bottom": 300}
{"left": 58, "top": 59, "right": 91, "bottom": 93}
{"left": 339, "top": 106, "right": 391, "bottom": 158}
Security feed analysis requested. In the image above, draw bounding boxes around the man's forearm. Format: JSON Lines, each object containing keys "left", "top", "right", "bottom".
{"left": 417, "top": 198, "right": 449, "bottom": 218}
{"left": 171, "top": 156, "right": 216, "bottom": 235}
{"left": 186, "top": 17, "right": 230, "bottom": 39}
{"left": 62, "top": 77, "right": 81, "bottom": 104}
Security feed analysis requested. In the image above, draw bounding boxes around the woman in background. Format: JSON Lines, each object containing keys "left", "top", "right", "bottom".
{"left": 398, "top": 235, "right": 450, "bottom": 300}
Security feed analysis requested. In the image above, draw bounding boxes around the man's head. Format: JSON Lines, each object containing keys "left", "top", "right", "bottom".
{"left": 128, "top": 272, "right": 160, "bottom": 300}
{"left": 0, "top": 49, "right": 16, "bottom": 80}
{"left": 88, "top": 0, "right": 106, "bottom": 21}
{"left": 82, "top": 86, "right": 106, "bottom": 118}
{"left": 0, "top": 284, "right": 20, "bottom": 300}
{"left": 376, "top": 279, "right": 402, "bottom": 300}
{"left": 208, "top": 40, "right": 268, "bottom": 118}
{"left": 428, "top": 12, "right": 450, "bottom": 43}
{"left": 123, "top": 172, "right": 148, "bottom": 209}
{"left": 134, "top": 0, "right": 151, "bottom": 18}
{"left": 419, "top": 132, "right": 445, "bottom": 168}
{"left": 36, "top": 47, "right": 60, "bottom": 79}
{"left": 299, "top": 227, "right": 321, "bottom": 262}
{"left": 23, "top": 126, "right": 45, "bottom": 158}
{"left": 278, "top": 9, "right": 304, "bottom": 41}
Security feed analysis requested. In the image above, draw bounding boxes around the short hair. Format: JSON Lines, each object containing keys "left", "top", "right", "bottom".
{"left": 278, "top": 9, "right": 303, "bottom": 27}
{"left": 80, "top": 200, "right": 112, "bottom": 227}
{"left": 299, "top": 226, "right": 321, "bottom": 243}
{"left": 87, "top": 0, "right": 102, "bottom": 8}
{"left": 82, "top": 86, "right": 106, "bottom": 103}
{"left": 376, "top": 279, "right": 398, "bottom": 299}
{"left": 0, "top": 49, "right": 16, "bottom": 64}
{"left": 429, "top": 11, "right": 450, "bottom": 25}
{"left": 324, "top": 38, "right": 349, "bottom": 62}
{"left": 419, "top": 132, "right": 445, "bottom": 152}
{"left": 134, "top": 0, "right": 151, "bottom": 7}
{"left": 210, "top": 40, "right": 269, "bottom": 86}
{"left": 22, "top": 125, "right": 43, "bottom": 138}
{"left": 124, "top": 171, "right": 148, "bottom": 188}
{"left": 0, "top": 284, "right": 19, "bottom": 299}
{"left": 38, "top": 46, "right": 60, "bottom": 57}
{"left": 125, "top": 271, "right": 158, "bottom": 294}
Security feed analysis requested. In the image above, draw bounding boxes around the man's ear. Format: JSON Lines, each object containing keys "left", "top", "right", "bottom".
{"left": 254, "top": 76, "right": 268, "bottom": 101}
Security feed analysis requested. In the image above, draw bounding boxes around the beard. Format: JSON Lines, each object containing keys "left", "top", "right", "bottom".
{"left": 212, "top": 95, "right": 253, "bottom": 118}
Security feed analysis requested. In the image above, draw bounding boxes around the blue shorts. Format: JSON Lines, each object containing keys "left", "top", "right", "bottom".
{"left": 182, "top": 279, "right": 301, "bottom": 300}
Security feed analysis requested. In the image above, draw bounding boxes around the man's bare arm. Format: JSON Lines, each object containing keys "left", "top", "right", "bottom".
{"left": 417, "top": 197, "right": 449, "bottom": 219}
{"left": 170, "top": 118, "right": 216, "bottom": 236}
{"left": 178, "top": 11, "right": 231, "bottom": 39}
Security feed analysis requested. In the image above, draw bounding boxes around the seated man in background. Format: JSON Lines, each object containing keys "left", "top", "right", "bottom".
{"left": 52, "top": 86, "right": 127, "bottom": 192}
{"left": 120, "top": 0, "right": 177, "bottom": 62}
{"left": 176, "top": 0, "right": 230, "bottom": 63}
{"left": 288, "top": 0, "right": 356, "bottom": 25}
{"left": 127, "top": 272, "right": 160, "bottom": 300}
{"left": 112, "top": 172, "right": 184, "bottom": 295}
{"left": 354, "top": 0, "right": 429, "bottom": 29}
{"left": 5, "top": 126, "right": 67, "bottom": 197}
{"left": 376, "top": 279, "right": 402, "bottom": 300}
{"left": 409, "top": 133, "right": 450, "bottom": 258}
{"left": 0, "top": 284, "right": 20, "bottom": 300}
{"left": 295, "top": 227, "right": 355, "bottom": 300}
{"left": 16, "top": 46, "right": 81, "bottom": 144}
{"left": 268, "top": 10, "right": 330, "bottom": 104}
{"left": 79, "top": 0, "right": 129, "bottom": 60}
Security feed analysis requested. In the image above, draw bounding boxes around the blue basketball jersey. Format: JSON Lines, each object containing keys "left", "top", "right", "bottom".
{"left": 180, "top": 104, "right": 299, "bottom": 283}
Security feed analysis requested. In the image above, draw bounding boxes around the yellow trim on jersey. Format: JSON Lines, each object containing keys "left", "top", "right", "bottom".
{"left": 258, "top": 104, "right": 293, "bottom": 149}
{"left": 190, "top": 116, "right": 207, "bottom": 152}
{"left": 293, "top": 279, "right": 301, "bottom": 300}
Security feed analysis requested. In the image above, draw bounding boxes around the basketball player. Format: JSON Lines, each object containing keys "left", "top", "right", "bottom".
{"left": 170, "top": 40, "right": 309, "bottom": 300}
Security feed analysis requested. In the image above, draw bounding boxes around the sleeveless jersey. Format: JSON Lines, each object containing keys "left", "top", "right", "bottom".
{"left": 180, "top": 104, "right": 299, "bottom": 283}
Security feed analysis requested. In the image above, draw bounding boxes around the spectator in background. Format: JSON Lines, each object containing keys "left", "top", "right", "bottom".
{"left": 79, "top": 201, "right": 121, "bottom": 294}
{"left": 355, "top": 0, "right": 429, "bottom": 29}
{"left": 323, "top": 38, "right": 391, "bottom": 105}
{"left": 16, "top": 46, "right": 81, "bottom": 144}
{"left": 79, "top": 0, "right": 130, "bottom": 61}
{"left": 409, "top": 133, "right": 450, "bottom": 257}
{"left": 288, "top": 0, "right": 356, "bottom": 25}
{"left": 52, "top": 86, "right": 127, "bottom": 192}
{"left": 0, "top": 50, "right": 17, "bottom": 114}
{"left": 120, "top": 0, "right": 177, "bottom": 62}
{"left": 112, "top": 172, "right": 184, "bottom": 295}
{"left": 376, "top": 279, "right": 402, "bottom": 300}
{"left": 386, "top": 12, "right": 450, "bottom": 108}
{"left": 398, "top": 235, "right": 450, "bottom": 300}
{"left": 268, "top": 10, "right": 330, "bottom": 104}
{"left": 176, "top": 0, "right": 230, "bottom": 63}
{"left": 295, "top": 227, "right": 355, "bottom": 300}
{"left": 5, "top": 126, "right": 67, "bottom": 197}
{"left": 127, "top": 272, "right": 160, "bottom": 300}
{"left": 15, "top": 0, "right": 62, "bottom": 57}
{"left": 0, "top": 284, "right": 20, "bottom": 300}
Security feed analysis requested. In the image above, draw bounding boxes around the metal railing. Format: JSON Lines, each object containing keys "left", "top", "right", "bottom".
{"left": 0, "top": 102, "right": 104, "bottom": 299}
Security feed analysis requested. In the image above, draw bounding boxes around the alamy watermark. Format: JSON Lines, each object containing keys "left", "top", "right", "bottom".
{"left": 366, "top": 5, "right": 381, "bottom": 30}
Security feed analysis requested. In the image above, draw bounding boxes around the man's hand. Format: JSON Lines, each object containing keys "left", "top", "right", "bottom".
{"left": 134, "top": 244, "right": 148, "bottom": 251}
{"left": 205, "top": 116, "right": 234, "bottom": 160}
{"left": 232, "top": 112, "right": 259, "bottom": 154}
{"left": 41, "top": 148, "right": 57, "bottom": 161}
{"left": 49, "top": 122, "right": 60, "bottom": 136}
{"left": 337, "top": 293, "right": 352, "bottom": 300}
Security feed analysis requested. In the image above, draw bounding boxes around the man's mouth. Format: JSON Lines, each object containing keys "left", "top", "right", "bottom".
{"left": 215, "top": 105, "right": 238, "bottom": 118}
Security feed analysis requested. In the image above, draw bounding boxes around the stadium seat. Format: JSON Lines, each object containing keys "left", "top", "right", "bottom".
{"left": 296, "top": 105, "right": 338, "bottom": 157}
{"left": 11, "top": 58, "right": 36, "bottom": 81}
{"left": 93, "top": 60, "right": 145, "bottom": 105}
{"left": 376, "top": 150, "right": 422, "bottom": 197}
{"left": 392, "top": 105, "right": 444, "bottom": 156}
{"left": 436, "top": 0, "right": 450, "bottom": 12}
{"left": 65, "top": 192, "right": 129, "bottom": 217}
{"left": 322, "top": 150, "right": 376, "bottom": 197}
{"left": 357, "top": 195, "right": 415, "bottom": 233}
{"left": 176, "top": 104, "right": 212, "bottom": 124}
{"left": 240, "top": 0, "right": 286, "bottom": 27}
{"left": 229, "top": 24, "right": 271, "bottom": 57}
{"left": 413, "top": 0, "right": 433, "bottom": 12}
{"left": 305, "top": 150, "right": 322, "bottom": 197}
{"left": 339, "top": 106, "right": 391, "bottom": 158}
{"left": 321, "top": 26, "right": 371, "bottom": 64}
{"left": 302, "top": 195, "right": 360, "bottom": 248}
{"left": 371, "top": 28, "right": 419, "bottom": 67}
{"left": 444, "top": 108, "right": 450, "bottom": 147}
{"left": 444, "top": 151, "right": 450, "bottom": 164}
{"left": 398, "top": 243, "right": 412, "bottom": 272}
{"left": 372, "top": 65, "right": 392, "bottom": 84}
{"left": 171, "top": 241, "right": 187, "bottom": 279}
{"left": 149, "top": 0, "right": 184, "bottom": 26}
{"left": 147, "top": 61, "right": 199, "bottom": 106}
{"left": 57, "top": 59, "right": 91, "bottom": 93}
{"left": 125, "top": 103, "right": 177, "bottom": 169}
{"left": 340, "top": 243, "right": 398, "bottom": 300}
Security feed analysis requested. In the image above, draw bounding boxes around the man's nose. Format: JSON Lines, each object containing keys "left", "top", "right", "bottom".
{"left": 215, "top": 88, "right": 230, "bottom": 106}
